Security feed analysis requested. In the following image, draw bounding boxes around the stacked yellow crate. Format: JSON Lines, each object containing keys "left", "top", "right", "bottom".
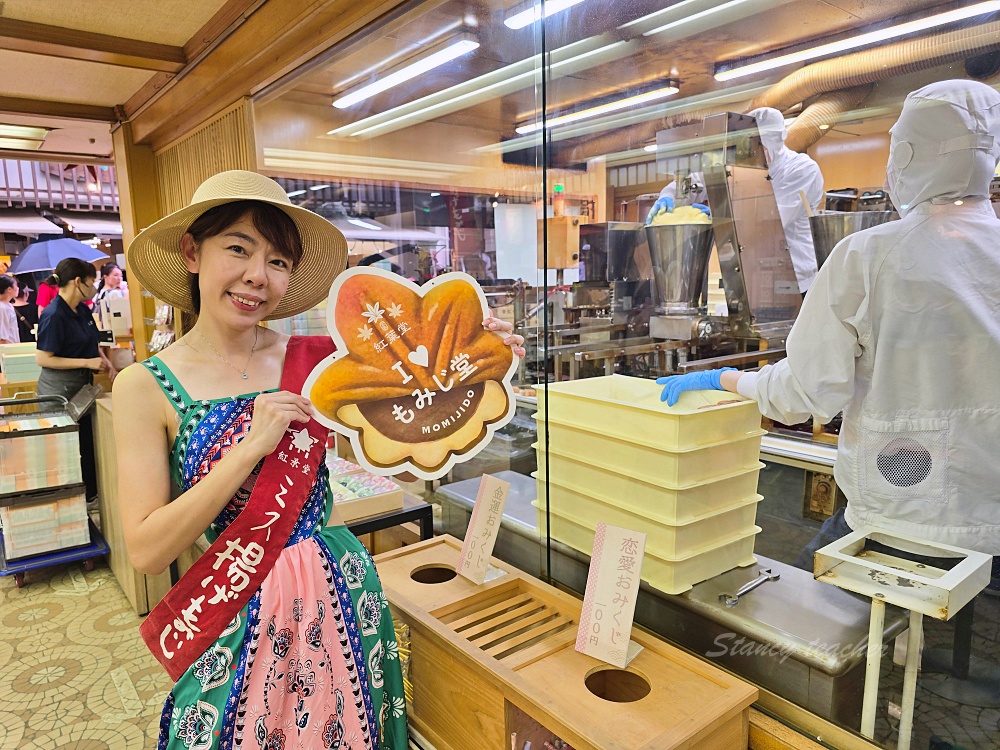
{"left": 533, "top": 375, "right": 765, "bottom": 594}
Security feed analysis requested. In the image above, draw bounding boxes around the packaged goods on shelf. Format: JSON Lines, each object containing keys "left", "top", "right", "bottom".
{"left": 0, "top": 343, "right": 41, "bottom": 382}
{"left": 0, "top": 485, "right": 90, "bottom": 559}
{"left": 328, "top": 470, "right": 403, "bottom": 522}
{"left": 0, "top": 415, "right": 81, "bottom": 494}
{"left": 326, "top": 454, "right": 363, "bottom": 478}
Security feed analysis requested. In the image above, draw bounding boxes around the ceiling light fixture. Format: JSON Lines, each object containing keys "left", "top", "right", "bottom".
{"left": 0, "top": 137, "right": 43, "bottom": 150}
{"left": 515, "top": 82, "right": 679, "bottom": 134}
{"left": 333, "top": 35, "right": 480, "bottom": 109}
{"left": 633, "top": 0, "right": 757, "bottom": 36}
{"left": 430, "top": 192, "right": 441, "bottom": 196}
{"left": 716, "top": 0, "right": 1000, "bottom": 81}
{"left": 309, "top": 184, "right": 330, "bottom": 191}
{"left": 644, "top": 144, "right": 658, "bottom": 152}
{"left": 286, "top": 189, "right": 307, "bottom": 197}
{"left": 0, "top": 124, "right": 49, "bottom": 140}
{"left": 504, "top": 0, "right": 587, "bottom": 30}
{"left": 348, "top": 218, "right": 382, "bottom": 230}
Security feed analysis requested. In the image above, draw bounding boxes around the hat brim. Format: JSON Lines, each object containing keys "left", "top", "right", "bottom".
{"left": 127, "top": 198, "right": 347, "bottom": 320}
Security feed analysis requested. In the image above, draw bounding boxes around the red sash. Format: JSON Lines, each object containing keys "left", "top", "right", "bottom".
{"left": 140, "top": 335, "right": 335, "bottom": 681}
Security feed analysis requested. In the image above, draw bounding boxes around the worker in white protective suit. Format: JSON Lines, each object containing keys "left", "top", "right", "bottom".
{"left": 645, "top": 171, "right": 709, "bottom": 222}
{"left": 746, "top": 107, "right": 826, "bottom": 295}
{"left": 658, "top": 80, "right": 1000, "bottom": 582}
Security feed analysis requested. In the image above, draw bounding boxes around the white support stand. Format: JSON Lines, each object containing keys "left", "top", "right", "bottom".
{"left": 814, "top": 528, "right": 991, "bottom": 750}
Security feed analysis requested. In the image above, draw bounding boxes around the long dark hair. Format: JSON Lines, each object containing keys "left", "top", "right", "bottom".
{"left": 96, "top": 261, "right": 121, "bottom": 294}
{"left": 46, "top": 258, "right": 96, "bottom": 289}
{"left": 185, "top": 200, "right": 302, "bottom": 315}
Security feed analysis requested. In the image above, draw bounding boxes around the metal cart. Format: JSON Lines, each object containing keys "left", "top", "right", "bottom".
{"left": 0, "top": 394, "right": 108, "bottom": 588}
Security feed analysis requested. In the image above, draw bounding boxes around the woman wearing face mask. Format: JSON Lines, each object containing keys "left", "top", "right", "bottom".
{"left": 35, "top": 257, "right": 116, "bottom": 503}
{"left": 658, "top": 81, "right": 1000, "bottom": 585}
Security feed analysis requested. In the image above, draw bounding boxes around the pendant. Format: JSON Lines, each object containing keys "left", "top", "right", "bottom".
{"left": 242, "top": 373, "right": 248, "bottom": 379}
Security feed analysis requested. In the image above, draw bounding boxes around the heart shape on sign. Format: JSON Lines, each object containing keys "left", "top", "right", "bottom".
{"left": 407, "top": 345, "right": 429, "bottom": 368}
{"left": 302, "top": 267, "right": 519, "bottom": 480}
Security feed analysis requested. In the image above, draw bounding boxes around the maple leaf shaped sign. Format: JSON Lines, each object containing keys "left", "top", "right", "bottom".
{"left": 302, "top": 267, "right": 519, "bottom": 480}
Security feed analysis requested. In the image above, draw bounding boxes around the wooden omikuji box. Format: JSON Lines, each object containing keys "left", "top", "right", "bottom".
{"left": 375, "top": 536, "right": 758, "bottom": 750}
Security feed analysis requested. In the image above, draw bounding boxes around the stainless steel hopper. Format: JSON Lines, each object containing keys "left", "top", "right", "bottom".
{"left": 645, "top": 223, "right": 715, "bottom": 314}
{"left": 809, "top": 211, "right": 896, "bottom": 268}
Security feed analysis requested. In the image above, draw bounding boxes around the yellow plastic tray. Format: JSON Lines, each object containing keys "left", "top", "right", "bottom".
{"left": 534, "top": 475, "right": 761, "bottom": 557}
{"left": 535, "top": 456, "right": 762, "bottom": 522}
{"left": 535, "top": 417, "right": 764, "bottom": 487}
{"left": 536, "top": 375, "right": 762, "bottom": 451}
{"left": 534, "top": 503, "right": 759, "bottom": 595}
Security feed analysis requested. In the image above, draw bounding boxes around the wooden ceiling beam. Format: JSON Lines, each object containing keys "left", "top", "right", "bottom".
{"left": 0, "top": 95, "right": 116, "bottom": 122}
{"left": 0, "top": 18, "right": 186, "bottom": 73}
{"left": 126, "top": 0, "right": 409, "bottom": 149}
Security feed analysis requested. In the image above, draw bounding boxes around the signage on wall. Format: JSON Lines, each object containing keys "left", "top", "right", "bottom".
{"left": 303, "top": 267, "right": 519, "bottom": 480}
{"left": 576, "top": 523, "right": 646, "bottom": 668}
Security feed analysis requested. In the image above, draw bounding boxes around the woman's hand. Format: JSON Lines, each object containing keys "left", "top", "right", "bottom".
{"left": 245, "top": 391, "right": 314, "bottom": 459}
{"left": 483, "top": 316, "right": 526, "bottom": 358}
{"left": 85, "top": 357, "right": 104, "bottom": 371}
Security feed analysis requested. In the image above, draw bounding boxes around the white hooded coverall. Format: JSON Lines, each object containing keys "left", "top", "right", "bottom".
{"left": 738, "top": 81, "right": 1000, "bottom": 554}
{"left": 747, "top": 107, "right": 826, "bottom": 293}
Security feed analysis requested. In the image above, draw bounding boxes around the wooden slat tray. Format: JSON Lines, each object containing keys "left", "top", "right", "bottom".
{"left": 376, "top": 536, "right": 758, "bottom": 750}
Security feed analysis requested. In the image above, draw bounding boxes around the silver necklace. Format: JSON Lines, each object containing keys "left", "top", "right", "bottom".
{"left": 196, "top": 326, "right": 258, "bottom": 380}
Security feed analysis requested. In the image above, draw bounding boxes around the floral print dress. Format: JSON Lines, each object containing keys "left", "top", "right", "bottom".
{"left": 143, "top": 357, "right": 407, "bottom": 750}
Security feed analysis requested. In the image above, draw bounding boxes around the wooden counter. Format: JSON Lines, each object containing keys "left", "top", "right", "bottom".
{"left": 376, "top": 536, "right": 758, "bottom": 750}
{"left": 93, "top": 396, "right": 174, "bottom": 614}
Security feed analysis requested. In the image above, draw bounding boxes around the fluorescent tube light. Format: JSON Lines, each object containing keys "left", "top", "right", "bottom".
{"left": 644, "top": 144, "right": 658, "bottom": 152}
{"left": 0, "top": 137, "right": 43, "bottom": 150}
{"left": 333, "top": 38, "right": 480, "bottom": 109}
{"left": 716, "top": 0, "right": 1000, "bottom": 81}
{"left": 309, "top": 184, "right": 330, "bottom": 191}
{"left": 516, "top": 84, "right": 679, "bottom": 134}
{"left": 430, "top": 192, "right": 441, "bottom": 196}
{"left": 504, "top": 0, "right": 586, "bottom": 30}
{"left": 286, "top": 189, "right": 307, "bottom": 197}
{"left": 638, "top": 0, "right": 757, "bottom": 36}
{"left": 0, "top": 124, "right": 49, "bottom": 140}
{"left": 348, "top": 218, "right": 382, "bottom": 230}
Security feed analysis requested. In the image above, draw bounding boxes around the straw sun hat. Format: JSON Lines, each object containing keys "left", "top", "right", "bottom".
{"left": 128, "top": 170, "right": 347, "bottom": 320}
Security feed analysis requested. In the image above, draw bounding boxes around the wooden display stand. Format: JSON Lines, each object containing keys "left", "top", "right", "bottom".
{"left": 376, "top": 536, "right": 757, "bottom": 750}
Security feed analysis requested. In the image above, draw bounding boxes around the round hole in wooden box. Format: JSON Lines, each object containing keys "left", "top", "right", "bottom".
{"left": 410, "top": 564, "right": 458, "bottom": 584}
{"left": 584, "top": 666, "right": 651, "bottom": 703}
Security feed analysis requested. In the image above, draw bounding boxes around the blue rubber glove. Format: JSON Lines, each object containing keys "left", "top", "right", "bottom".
{"left": 691, "top": 202, "right": 711, "bottom": 217}
{"left": 644, "top": 195, "right": 674, "bottom": 225}
{"left": 656, "top": 368, "right": 736, "bottom": 406}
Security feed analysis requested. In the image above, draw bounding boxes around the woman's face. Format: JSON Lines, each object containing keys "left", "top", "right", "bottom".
{"left": 104, "top": 267, "right": 123, "bottom": 288}
{"left": 182, "top": 215, "right": 293, "bottom": 326}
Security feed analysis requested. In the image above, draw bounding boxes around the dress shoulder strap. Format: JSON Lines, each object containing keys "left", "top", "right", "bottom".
{"left": 142, "top": 356, "right": 195, "bottom": 413}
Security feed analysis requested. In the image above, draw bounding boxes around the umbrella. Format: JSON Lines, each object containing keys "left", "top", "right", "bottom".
{"left": 6, "top": 238, "right": 110, "bottom": 275}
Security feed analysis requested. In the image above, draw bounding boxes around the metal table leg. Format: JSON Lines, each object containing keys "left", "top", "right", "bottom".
{"left": 861, "top": 597, "right": 886, "bottom": 739}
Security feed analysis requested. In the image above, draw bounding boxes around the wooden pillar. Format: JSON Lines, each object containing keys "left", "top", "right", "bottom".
{"left": 112, "top": 120, "right": 162, "bottom": 362}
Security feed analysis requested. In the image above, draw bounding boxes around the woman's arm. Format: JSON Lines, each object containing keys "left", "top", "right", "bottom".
{"left": 36, "top": 350, "right": 103, "bottom": 371}
{"left": 113, "top": 365, "right": 313, "bottom": 575}
{"left": 98, "top": 347, "right": 117, "bottom": 381}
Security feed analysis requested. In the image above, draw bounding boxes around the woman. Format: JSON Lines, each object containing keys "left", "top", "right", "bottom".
{"left": 13, "top": 274, "right": 38, "bottom": 342}
{"left": 94, "top": 261, "right": 128, "bottom": 304}
{"left": 115, "top": 170, "right": 525, "bottom": 749}
{"left": 659, "top": 81, "right": 1000, "bottom": 580}
{"left": 36, "top": 258, "right": 115, "bottom": 502}
{"left": 35, "top": 275, "right": 59, "bottom": 316}
{"left": 0, "top": 274, "right": 18, "bottom": 344}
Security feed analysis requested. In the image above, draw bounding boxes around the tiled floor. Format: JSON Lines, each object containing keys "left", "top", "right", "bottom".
{"left": 0, "top": 561, "right": 172, "bottom": 749}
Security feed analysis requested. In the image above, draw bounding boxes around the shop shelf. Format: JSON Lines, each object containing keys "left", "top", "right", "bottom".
{"left": 535, "top": 450, "right": 762, "bottom": 522}
{"left": 535, "top": 502, "right": 759, "bottom": 595}
{"left": 536, "top": 374, "right": 761, "bottom": 450}
{"left": 534, "top": 474, "right": 761, "bottom": 558}
{"left": 535, "top": 416, "right": 765, "bottom": 487}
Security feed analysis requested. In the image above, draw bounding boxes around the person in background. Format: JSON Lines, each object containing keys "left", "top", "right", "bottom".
{"left": 94, "top": 261, "right": 128, "bottom": 304}
{"left": 35, "top": 274, "right": 59, "bottom": 315}
{"left": 657, "top": 81, "right": 1000, "bottom": 592}
{"left": 746, "top": 106, "right": 825, "bottom": 296}
{"left": 0, "top": 274, "right": 20, "bottom": 344}
{"left": 645, "top": 171, "right": 710, "bottom": 223}
{"left": 12, "top": 274, "right": 37, "bottom": 342}
{"left": 35, "top": 257, "right": 116, "bottom": 502}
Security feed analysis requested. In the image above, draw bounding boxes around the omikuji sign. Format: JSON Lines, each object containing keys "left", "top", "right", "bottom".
{"left": 304, "top": 268, "right": 519, "bottom": 480}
